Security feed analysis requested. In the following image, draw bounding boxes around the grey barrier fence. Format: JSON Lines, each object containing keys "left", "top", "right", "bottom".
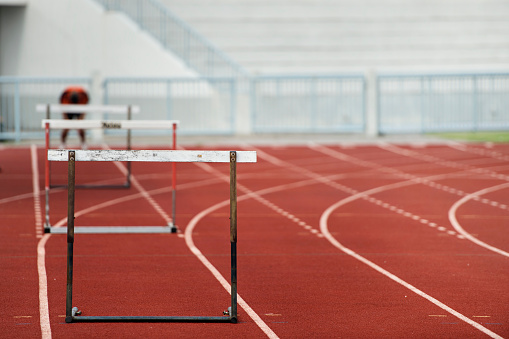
{"left": 251, "top": 75, "right": 366, "bottom": 133}
{"left": 94, "top": 0, "right": 247, "bottom": 78}
{"left": 1, "top": 73, "right": 509, "bottom": 142}
{"left": 103, "top": 77, "right": 237, "bottom": 135}
{"left": 0, "top": 77, "right": 92, "bottom": 142}
{"left": 378, "top": 72, "right": 509, "bottom": 133}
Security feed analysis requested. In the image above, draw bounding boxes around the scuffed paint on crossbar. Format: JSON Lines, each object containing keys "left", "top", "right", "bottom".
{"left": 42, "top": 119, "right": 179, "bottom": 130}
{"left": 48, "top": 150, "right": 257, "bottom": 163}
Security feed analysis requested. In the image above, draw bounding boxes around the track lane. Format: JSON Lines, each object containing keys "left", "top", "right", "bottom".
{"left": 235, "top": 145, "right": 508, "bottom": 338}
{"left": 2, "top": 143, "right": 507, "bottom": 338}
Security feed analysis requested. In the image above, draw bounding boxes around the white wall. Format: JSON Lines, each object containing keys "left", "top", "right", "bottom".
{"left": 0, "top": 0, "right": 195, "bottom": 78}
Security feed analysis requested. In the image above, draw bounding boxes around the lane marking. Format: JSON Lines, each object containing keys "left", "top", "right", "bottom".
{"left": 320, "top": 200, "right": 503, "bottom": 339}
{"left": 311, "top": 144, "right": 509, "bottom": 244}
{"left": 37, "top": 234, "right": 52, "bottom": 339}
{"left": 103, "top": 144, "right": 173, "bottom": 225}
{"left": 448, "top": 183, "right": 509, "bottom": 258}
{"left": 31, "top": 144, "right": 52, "bottom": 339}
{"left": 247, "top": 145, "right": 505, "bottom": 338}
{"left": 185, "top": 200, "right": 279, "bottom": 339}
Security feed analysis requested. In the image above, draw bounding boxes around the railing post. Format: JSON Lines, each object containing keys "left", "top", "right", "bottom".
{"left": 14, "top": 81, "right": 21, "bottom": 142}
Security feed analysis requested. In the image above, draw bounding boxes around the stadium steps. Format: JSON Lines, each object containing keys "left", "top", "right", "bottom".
{"left": 159, "top": 0, "right": 509, "bottom": 74}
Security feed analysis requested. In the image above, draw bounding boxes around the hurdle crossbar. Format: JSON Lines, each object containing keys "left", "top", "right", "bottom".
{"left": 49, "top": 149, "right": 256, "bottom": 323}
{"left": 36, "top": 104, "right": 141, "bottom": 115}
{"left": 43, "top": 120, "right": 179, "bottom": 235}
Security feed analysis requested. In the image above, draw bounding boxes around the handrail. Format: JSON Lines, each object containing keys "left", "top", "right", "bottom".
{"left": 94, "top": 0, "right": 248, "bottom": 78}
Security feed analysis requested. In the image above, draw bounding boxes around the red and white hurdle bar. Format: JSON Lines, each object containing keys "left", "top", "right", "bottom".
{"left": 48, "top": 149, "right": 256, "bottom": 323}
{"left": 42, "top": 119, "right": 179, "bottom": 234}
{"left": 38, "top": 103, "right": 141, "bottom": 188}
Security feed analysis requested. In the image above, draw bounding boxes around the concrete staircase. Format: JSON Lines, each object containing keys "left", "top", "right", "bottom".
{"left": 160, "top": 0, "right": 509, "bottom": 74}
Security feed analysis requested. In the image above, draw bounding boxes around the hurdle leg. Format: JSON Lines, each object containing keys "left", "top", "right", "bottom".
{"left": 44, "top": 122, "right": 51, "bottom": 232}
{"left": 125, "top": 105, "right": 132, "bottom": 188}
{"left": 170, "top": 122, "right": 177, "bottom": 231}
{"left": 229, "top": 151, "right": 238, "bottom": 323}
{"left": 65, "top": 151, "right": 76, "bottom": 323}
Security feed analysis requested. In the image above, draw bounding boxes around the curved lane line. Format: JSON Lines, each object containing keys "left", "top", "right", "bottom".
{"left": 184, "top": 201, "right": 279, "bottom": 339}
{"left": 248, "top": 145, "right": 504, "bottom": 338}
{"left": 319, "top": 199, "right": 504, "bottom": 339}
{"left": 448, "top": 183, "right": 509, "bottom": 258}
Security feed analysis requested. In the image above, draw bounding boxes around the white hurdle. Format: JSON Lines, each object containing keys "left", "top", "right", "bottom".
{"left": 42, "top": 119, "right": 180, "bottom": 234}
{"left": 39, "top": 102, "right": 141, "bottom": 187}
{"left": 50, "top": 149, "right": 256, "bottom": 324}
{"left": 36, "top": 104, "right": 141, "bottom": 116}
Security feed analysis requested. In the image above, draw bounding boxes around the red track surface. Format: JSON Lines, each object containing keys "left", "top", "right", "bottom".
{"left": 1, "top": 141, "right": 508, "bottom": 338}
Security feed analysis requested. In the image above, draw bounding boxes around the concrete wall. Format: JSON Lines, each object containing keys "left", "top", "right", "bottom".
{"left": 0, "top": 0, "right": 195, "bottom": 78}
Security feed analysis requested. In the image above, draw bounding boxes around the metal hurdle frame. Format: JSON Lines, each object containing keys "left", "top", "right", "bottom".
{"left": 37, "top": 104, "right": 140, "bottom": 190}
{"left": 43, "top": 120, "right": 179, "bottom": 235}
{"left": 48, "top": 149, "right": 257, "bottom": 323}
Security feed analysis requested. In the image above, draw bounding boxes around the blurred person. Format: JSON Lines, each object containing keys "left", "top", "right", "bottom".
{"left": 59, "top": 86, "right": 89, "bottom": 149}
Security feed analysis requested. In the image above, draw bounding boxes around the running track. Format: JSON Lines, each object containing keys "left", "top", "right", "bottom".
{"left": 0, "top": 140, "right": 508, "bottom": 338}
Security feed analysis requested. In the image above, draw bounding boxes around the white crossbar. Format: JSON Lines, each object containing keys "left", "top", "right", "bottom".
{"left": 36, "top": 104, "right": 140, "bottom": 114}
{"left": 48, "top": 150, "right": 257, "bottom": 163}
{"left": 42, "top": 119, "right": 179, "bottom": 130}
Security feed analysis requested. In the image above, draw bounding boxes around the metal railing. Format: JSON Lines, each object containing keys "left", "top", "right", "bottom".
{"left": 94, "top": 0, "right": 248, "bottom": 78}
{"left": 103, "top": 77, "right": 237, "bottom": 135}
{"left": 378, "top": 72, "right": 509, "bottom": 133}
{"left": 2, "top": 72, "right": 509, "bottom": 142}
{"left": 251, "top": 75, "right": 366, "bottom": 133}
{"left": 0, "top": 77, "right": 91, "bottom": 142}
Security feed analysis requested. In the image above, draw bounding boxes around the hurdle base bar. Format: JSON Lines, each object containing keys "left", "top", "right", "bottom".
{"left": 45, "top": 225, "right": 178, "bottom": 234}
{"left": 50, "top": 182, "right": 131, "bottom": 190}
{"left": 66, "top": 315, "right": 236, "bottom": 323}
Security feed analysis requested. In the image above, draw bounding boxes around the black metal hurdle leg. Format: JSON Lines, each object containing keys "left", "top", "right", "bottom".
{"left": 65, "top": 151, "right": 76, "bottom": 323}
{"left": 230, "top": 151, "right": 238, "bottom": 323}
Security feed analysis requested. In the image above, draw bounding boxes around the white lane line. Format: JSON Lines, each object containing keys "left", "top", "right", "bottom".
{"left": 31, "top": 144, "right": 43, "bottom": 238}
{"left": 250, "top": 145, "right": 504, "bottom": 337}
{"left": 103, "top": 144, "right": 173, "bottom": 226}
{"left": 448, "top": 183, "right": 509, "bottom": 258}
{"left": 30, "top": 144, "right": 51, "bottom": 338}
{"left": 31, "top": 145, "right": 52, "bottom": 338}
{"left": 37, "top": 235, "right": 52, "bottom": 339}
{"left": 185, "top": 202, "right": 279, "bottom": 339}
{"left": 380, "top": 142, "right": 509, "bottom": 182}
{"left": 320, "top": 199, "right": 504, "bottom": 339}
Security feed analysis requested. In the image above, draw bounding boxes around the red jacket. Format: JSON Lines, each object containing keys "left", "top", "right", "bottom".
{"left": 60, "top": 86, "right": 89, "bottom": 104}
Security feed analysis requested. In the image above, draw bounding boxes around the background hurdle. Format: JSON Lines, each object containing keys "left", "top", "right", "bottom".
{"left": 48, "top": 149, "right": 257, "bottom": 323}
{"left": 37, "top": 103, "right": 140, "bottom": 189}
{"left": 43, "top": 119, "right": 179, "bottom": 234}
